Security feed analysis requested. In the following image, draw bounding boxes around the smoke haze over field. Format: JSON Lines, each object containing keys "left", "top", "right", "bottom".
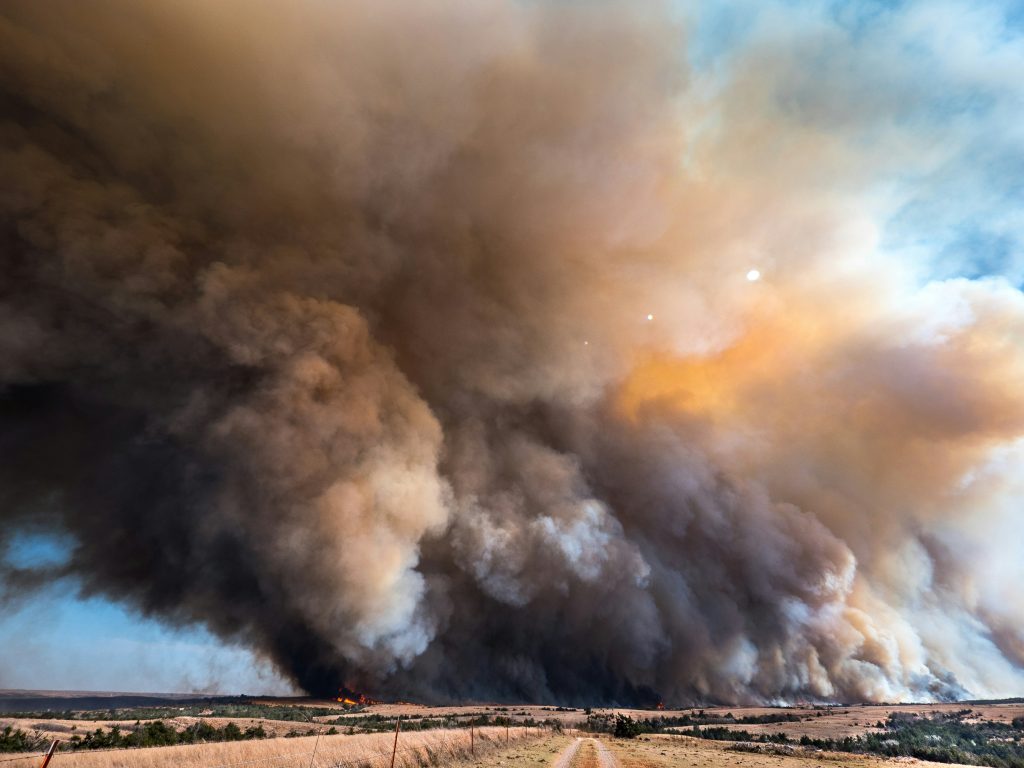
{"left": 2, "top": 0, "right": 1024, "bottom": 704}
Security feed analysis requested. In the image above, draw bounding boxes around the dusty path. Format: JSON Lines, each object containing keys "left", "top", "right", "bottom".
{"left": 592, "top": 739, "right": 618, "bottom": 768}
{"left": 554, "top": 737, "right": 584, "bottom": 768}
{"left": 552, "top": 737, "right": 617, "bottom": 768}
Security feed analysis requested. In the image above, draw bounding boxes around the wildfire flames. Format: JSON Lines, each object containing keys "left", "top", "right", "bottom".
{"left": 336, "top": 690, "right": 378, "bottom": 706}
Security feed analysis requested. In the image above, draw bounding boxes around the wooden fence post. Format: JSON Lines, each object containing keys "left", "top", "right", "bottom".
{"left": 389, "top": 717, "right": 402, "bottom": 768}
{"left": 39, "top": 741, "right": 59, "bottom": 768}
{"left": 307, "top": 725, "right": 324, "bottom": 768}
{"left": 470, "top": 724, "right": 474, "bottom": 757}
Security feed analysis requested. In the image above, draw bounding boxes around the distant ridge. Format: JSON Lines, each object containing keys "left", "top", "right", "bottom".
{"left": 963, "top": 697, "right": 1024, "bottom": 705}
{"left": 0, "top": 690, "right": 250, "bottom": 713}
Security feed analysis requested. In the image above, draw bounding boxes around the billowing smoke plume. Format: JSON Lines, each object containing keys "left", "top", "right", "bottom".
{"left": 2, "top": 0, "right": 1024, "bottom": 704}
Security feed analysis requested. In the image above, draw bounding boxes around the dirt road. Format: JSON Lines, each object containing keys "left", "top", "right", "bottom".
{"left": 552, "top": 737, "right": 619, "bottom": 768}
{"left": 593, "top": 738, "right": 619, "bottom": 768}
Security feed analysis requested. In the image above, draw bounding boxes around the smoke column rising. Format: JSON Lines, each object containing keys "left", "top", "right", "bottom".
{"left": 1, "top": 0, "right": 1024, "bottom": 703}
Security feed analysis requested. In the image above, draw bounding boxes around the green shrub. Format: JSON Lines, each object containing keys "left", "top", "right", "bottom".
{"left": 614, "top": 715, "right": 642, "bottom": 739}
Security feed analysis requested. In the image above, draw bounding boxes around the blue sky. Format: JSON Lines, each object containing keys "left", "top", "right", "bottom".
{"left": 0, "top": 532, "right": 293, "bottom": 694}
{"left": 681, "top": 0, "right": 1024, "bottom": 289}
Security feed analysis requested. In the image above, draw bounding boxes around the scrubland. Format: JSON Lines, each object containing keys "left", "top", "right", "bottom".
{"left": 0, "top": 725, "right": 539, "bottom": 768}
{"left": 7, "top": 702, "right": 1024, "bottom": 768}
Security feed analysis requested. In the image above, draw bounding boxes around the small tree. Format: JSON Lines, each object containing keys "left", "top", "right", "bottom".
{"left": 613, "top": 715, "right": 642, "bottom": 739}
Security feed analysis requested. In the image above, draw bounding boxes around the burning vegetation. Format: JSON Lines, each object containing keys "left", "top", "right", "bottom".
{"left": 336, "top": 691, "right": 379, "bottom": 707}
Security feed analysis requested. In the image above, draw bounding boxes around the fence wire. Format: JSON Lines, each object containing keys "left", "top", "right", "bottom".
{"left": 209, "top": 729, "right": 528, "bottom": 768}
{"left": 0, "top": 725, "right": 542, "bottom": 768}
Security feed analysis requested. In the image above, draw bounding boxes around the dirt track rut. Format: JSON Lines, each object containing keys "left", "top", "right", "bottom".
{"left": 554, "top": 738, "right": 583, "bottom": 768}
{"left": 553, "top": 737, "right": 618, "bottom": 768}
{"left": 593, "top": 739, "right": 618, "bottom": 768}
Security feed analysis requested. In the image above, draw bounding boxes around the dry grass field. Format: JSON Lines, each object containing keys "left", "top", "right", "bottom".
{"left": 13, "top": 698, "right": 1022, "bottom": 741}
{"left": 598, "top": 734, "right": 904, "bottom": 768}
{"left": 5, "top": 701, "right": 1024, "bottom": 768}
{"left": 0, "top": 716, "right": 323, "bottom": 742}
{"left": 301, "top": 702, "right": 1024, "bottom": 737}
{"left": 0, "top": 726, "right": 541, "bottom": 768}
{"left": 674, "top": 704, "right": 1024, "bottom": 740}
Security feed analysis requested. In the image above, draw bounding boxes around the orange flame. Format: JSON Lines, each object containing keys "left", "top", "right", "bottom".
{"left": 336, "top": 689, "right": 379, "bottom": 706}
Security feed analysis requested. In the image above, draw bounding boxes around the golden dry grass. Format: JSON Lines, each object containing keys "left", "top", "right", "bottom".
{"left": 5, "top": 702, "right": 1021, "bottom": 768}
{"left": 314, "top": 702, "right": 1024, "bottom": 737}
{"left": 568, "top": 740, "right": 602, "bottom": 768}
{"left": 12, "top": 703, "right": 1024, "bottom": 746}
{"left": 600, "top": 733, "right": 938, "bottom": 768}
{"left": 673, "top": 704, "right": 1024, "bottom": 740}
{"left": 0, "top": 726, "right": 542, "bottom": 768}
{"left": 1, "top": 728, "right": 984, "bottom": 768}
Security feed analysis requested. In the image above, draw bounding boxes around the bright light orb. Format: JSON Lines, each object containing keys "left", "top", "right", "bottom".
{"left": 746, "top": 269, "right": 761, "bottom": 282}
{"left": 646, "top": 313, "right": 654, "bottom": 321}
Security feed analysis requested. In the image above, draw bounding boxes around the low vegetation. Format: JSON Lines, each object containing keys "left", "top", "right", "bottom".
{"left": 693, "top": 710, "right": 1024, "bottom": 768}
{"left": 0, "top": 726, "right": 538, "bottom": 768}
{"left": 327, "top": 713, "right": 562, "bottom": 735}
{"left": 1, "top": 726, "right": 42, "bottom": 753}
{"left": 612, "top": 715, "right": 643, "bottom": 739}
{"left": 583, "top": 710, "right": 802, "bottom": 736}
{"left": 4, "top": 700, "right": 359, "bottom": 722}
{"left": 1, "top": 699, "right": 565, "bottom": 756}
{"left": 2, "top": 721, "right": 270, "bottom": 753}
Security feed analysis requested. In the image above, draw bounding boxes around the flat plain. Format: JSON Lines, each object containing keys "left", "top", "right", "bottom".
{"left": 5, "top": 698, "right": 1024, "bottom": 768}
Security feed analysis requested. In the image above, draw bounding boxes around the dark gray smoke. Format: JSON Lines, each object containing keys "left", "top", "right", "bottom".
{"left": 2, "top": 0, "right": 1024, "bottom": 704}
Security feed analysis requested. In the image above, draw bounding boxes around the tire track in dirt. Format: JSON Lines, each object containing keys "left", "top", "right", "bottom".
{"left": 593, "top": 739, "right": 618, "bottom": 768}
{"left": 553, "top": 738, "right": 583, "bottom": 768}
{"left": 553, "top": 737, "right": 618, "bottom": 768}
